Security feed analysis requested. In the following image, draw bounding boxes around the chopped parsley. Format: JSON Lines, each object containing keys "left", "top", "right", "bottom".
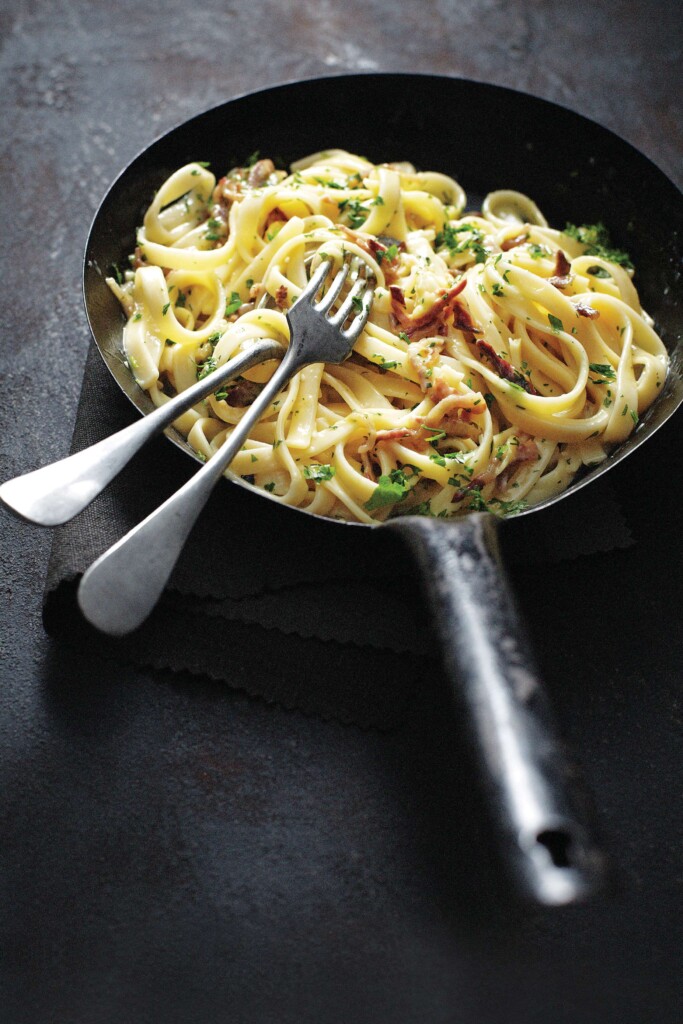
{"left": 338, "top": 197, "right": 369, "bottom": 229}
{"left": 303, "top": 463, "right": 336, "bottom": 481}
{"left": 548, "top": 313, "right": 564, "bottom": 334}
{"left": 564, "top": 222, "right": 634, "bottom": 268}
{"left": 435, "top": 223, "right": 487, "bottom": 263}
{"left": 225, "top": 292, "right": 242, "bottom": 316}
{"left": 376, "top": 243, "right": 399, "bottom": 263}
{"left": 364, "top": 468, "right": 414, "bottom": 510}
{"left": 197, "top": 356, "right": 217, "bottom": 380}
{"left": 461, "top": 485, "right": 528, "bottom": 516}
{"left": 373, "top": 354, "right": 400, "bottom": 373}
{"left": 588, "top": 362, "right": 617, "bottom": 384}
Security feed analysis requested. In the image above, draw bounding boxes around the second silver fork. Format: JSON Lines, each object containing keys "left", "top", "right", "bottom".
{"left": 77, "top": 255, "right": 374, "bottom": 635}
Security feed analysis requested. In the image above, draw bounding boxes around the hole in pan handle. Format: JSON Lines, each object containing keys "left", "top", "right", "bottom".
{"left": 387, "top": 511, "right": 607, "bottom": 906}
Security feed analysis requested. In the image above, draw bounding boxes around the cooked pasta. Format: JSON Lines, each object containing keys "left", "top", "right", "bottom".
{"left": 107, "top": 149, "right": 669, "bottom": 523}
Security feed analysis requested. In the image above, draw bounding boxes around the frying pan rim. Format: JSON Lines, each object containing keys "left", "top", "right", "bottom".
{"left": 82, "top": 71, "right": 682, "bottom": 529}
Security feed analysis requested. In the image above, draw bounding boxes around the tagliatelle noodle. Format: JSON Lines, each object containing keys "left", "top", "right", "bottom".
{"left": 106, "top": 150, "right": 669, "bottom": 523}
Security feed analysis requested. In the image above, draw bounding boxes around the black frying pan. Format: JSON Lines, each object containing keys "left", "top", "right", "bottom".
{"left": 83, "top": 74, "right": 682, "bottom": 905}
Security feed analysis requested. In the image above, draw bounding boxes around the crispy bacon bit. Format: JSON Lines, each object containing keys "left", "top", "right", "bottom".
{"left": 451, "top": 300, "right": 479, "bottom": 334}
{"left": 223, "top": 378, "right": 265, "bottom": 408}
{"left": 131, "top": 245, "right": 147, "bottom": 270}
{"left": 340, "top": 226, "right": 404, "bottom": 258}
{"left": 264, "top": 206, "right": 288, "bottom": 231}
{"left": 248, "top": 158, "right": 276, "bottom": 188}
{"left": 453, "top": 434, "right": 540, "bottom": 499}
{"left": 501, "top": 232, "right": 529, "bottom": 252}
{"left": 574, "top": 300, "right": 600, "bottom": 319}
{"left": 390, "top": 280, "right": 470, "bottom": 342}
{"left": 493, "top": 435, "right": 540, "bottom": 491}
{"left": 477, "top": 340, "right": 539, "bottom": 395}
{"left": 369, "top": 241, "right": 400, "bottom": 282}
{"left": 515, "top": 436, "right": 541, "bottom": 463}
{"left": 360, "top": 426, "right": 428, "bottom": 467}
{"left": 549, "top": 249, "right": 574, "bottom": 289}
{"left": 430, "top": 377, "right": 455, "bottom": 403}
{"left": 373, "top": 427, "right": 415, "bottom": 444}
{"left": 214, "top": 175, "right": 244, "bottom": 206}
{"left": 275, "top": 284, "right": 289, "bottom": 308}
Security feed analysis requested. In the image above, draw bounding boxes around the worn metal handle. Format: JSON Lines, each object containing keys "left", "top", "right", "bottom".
{"left": 387, "top": 512, "right": 605, "bottom": 905}
{"left": 77, "top": 340, "right": 306, "bottom": 636}
{"left": 0, "top": 339, "right": 283, "bottom": 527}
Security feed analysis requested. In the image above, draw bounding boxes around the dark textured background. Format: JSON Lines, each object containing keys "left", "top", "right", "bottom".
{"left": 1, "top": 2, "right": 681, "bottom": 1023}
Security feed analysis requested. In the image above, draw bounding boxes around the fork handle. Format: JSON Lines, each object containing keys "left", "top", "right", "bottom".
{"left": 0, "top": 339, "right": 283, "bottom": 527}
{"left": 77, "top": 343, "right": 306, "bottom": 635}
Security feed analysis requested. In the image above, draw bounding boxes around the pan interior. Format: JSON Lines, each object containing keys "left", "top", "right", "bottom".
{"left": 83, "top": 74, "right": 682, "bottom": 525}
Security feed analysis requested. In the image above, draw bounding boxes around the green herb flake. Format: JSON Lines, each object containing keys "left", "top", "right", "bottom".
{"left": 364, "top": 468, "right": 413, "bottom": 511}
{"left": 373, "top": 354, "right": 399, "bottom": 373}
{"left": 377, "top": 243, "right": 399, "bottom": 263}
{"left": 338, "top": 197, "right": 369, "bottom": 229}
{"left": 197, "top": 356, "right": 217, "bottom": 381}
{"left": 564, "top": 222, "right": 634, "bottom": 268}
{"left": 303, "top": 463, "right": 336, "bottom": 481}
{"left": 588, "top": 362, "right": 617, "bottom": 381}
{"left": 548, "top": 313, "right": 564, "bottom": 333}
{"left": 225, "top": 292, "right": 242, "bottom": 316}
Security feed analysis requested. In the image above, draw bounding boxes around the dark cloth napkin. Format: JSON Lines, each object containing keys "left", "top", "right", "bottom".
{"left": 43, "top": 341, "right": 633, "bottom": 728}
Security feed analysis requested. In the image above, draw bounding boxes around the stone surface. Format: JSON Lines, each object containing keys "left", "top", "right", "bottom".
{"left": 0, "top": 2, "right": 681, "bottom": 1022}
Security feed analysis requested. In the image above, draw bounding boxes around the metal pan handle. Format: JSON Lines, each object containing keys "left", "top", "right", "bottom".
{"left": 387, "top": 512, "right": 606, "bottom": 906}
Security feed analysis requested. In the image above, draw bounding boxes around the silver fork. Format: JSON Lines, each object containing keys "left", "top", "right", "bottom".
{"left": 0, "top": 338, "right": 284, "bottom": 527}
{"left": 77, "top": 255, "right": 374, "bottom": 635}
